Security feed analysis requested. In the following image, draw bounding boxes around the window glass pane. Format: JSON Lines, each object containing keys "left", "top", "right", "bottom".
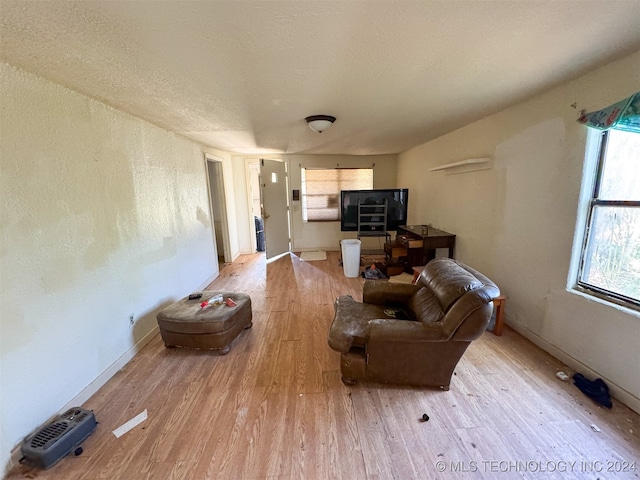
{"left": 580, "top": 205, "right": 640, "bottom": 301}
{"left": 599, "top": 129, "right": 640, "bottom": 201}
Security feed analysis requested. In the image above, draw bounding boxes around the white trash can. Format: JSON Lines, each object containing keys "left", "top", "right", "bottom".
{"left": 341, "top": 239, "right": 361, "bottom": 278}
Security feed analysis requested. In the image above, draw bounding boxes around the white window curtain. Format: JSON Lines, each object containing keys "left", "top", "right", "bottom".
{"left": 301, "top": 168, "right": 373, "bottom": 222}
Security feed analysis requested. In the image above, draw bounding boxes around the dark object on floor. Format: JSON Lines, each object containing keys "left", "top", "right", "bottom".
{"left": 254, "top": 216, "right": 265, "bottom": 252}
{"left": 573, "top": 373, "right": 612, "bottom": 409}
{"left": 421, "top": 413, "right": 430, "bottom": 422}
{"left": 21, "top": 407, "right": 97, "bottom": 469}
{"left": 383, "top": 308, "right": 412, "bottom": 320}
{"left": 363, "top": 264, "right": 386, "bottom": 279}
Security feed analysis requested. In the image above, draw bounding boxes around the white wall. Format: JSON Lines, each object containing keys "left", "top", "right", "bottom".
{"left": 397, "top": 51, "right": 640, "bottom": 412}
{"left": 0, "top": 63, "right": 220, "bottom": 473}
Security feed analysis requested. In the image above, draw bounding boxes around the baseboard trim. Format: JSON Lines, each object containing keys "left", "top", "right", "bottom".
{"left": 7, "top": 324, "right": 160, "bottom": 472}
{"left": 7, "top": 273, "right": 220, "bottom": 474}
{"left": 8, "top": 443, "right": 23, "bottom": 474}
{"left": 69, "top": 325, "right": 160, "bottom": 409}
{"left": 296, "top": 248, "right": 342, "bottom": 253}
{"left": 42, "top": 274, "right": 213, "bottom": 420}
{"left": 507, "top": 320, "right": 640, "bottom": 415}
{"left": 199, "top": 273, "right": 218, "bottom": 290}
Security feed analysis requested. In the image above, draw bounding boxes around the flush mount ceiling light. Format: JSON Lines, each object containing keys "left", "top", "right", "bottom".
{"left": 305, "top": 115, "right": 336, "bottom": 133}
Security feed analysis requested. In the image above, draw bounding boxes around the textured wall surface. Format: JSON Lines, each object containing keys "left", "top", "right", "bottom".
{"left": 0, "top": 64, "right": 217, "bottom": 471}
{"left": 397, "top": 51, "right": 640, "bottom": 411}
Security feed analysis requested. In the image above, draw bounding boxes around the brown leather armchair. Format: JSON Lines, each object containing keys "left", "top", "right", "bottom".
{"left": 328, "top": 258, "right": 499, "bottom": 390}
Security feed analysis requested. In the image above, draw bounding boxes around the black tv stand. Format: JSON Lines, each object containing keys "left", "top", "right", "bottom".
{"left": 357, "top": 200, "right": 390, "bottom": 242}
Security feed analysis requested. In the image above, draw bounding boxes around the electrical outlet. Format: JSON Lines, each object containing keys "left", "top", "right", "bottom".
{"left": 129, "top": 313, "right": 135, "bottom": 327}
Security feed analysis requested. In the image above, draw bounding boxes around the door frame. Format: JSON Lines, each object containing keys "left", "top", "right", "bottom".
{"left": 259, "top": 158, "right": 291, "bottom": 259}
{"left": 205, "top": 154, "right": 232, "bottom": 263}
{"left": 244, "top": 159, "right": 261, "bottom": 253}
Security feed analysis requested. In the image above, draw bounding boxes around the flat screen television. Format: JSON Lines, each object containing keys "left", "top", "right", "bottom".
{"left": 340, "top": 189, "right": 409, "bottom": 232}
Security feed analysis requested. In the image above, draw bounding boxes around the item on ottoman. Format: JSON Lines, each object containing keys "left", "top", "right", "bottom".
{"left": 328, "top": 258, "right": 499, "bottom": 390}
{"left": 157, "top": 291, "right": 252, "bottom": 354}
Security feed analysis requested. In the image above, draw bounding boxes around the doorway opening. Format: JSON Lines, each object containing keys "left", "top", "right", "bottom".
{"left": 246, "top": 161, "right": 264, "bottom": 253}
{"left": 245, "top": 158, "right": 291, "bottom": 260}
{"left": 260, "top": 159, "right": 291, "bottom": 260}
{"left": 206, "top": 157, "right": 231, "bottom": 273}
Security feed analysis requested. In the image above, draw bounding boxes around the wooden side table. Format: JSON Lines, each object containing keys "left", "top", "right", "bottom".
{"left": 397, "top": 225, "right": 456, "bottom": 266}
{"left": 492, "top": 295, "right": 507, "bottom": 336}
{"left": 411, "top": 266, "right": 424, "bottom": 284}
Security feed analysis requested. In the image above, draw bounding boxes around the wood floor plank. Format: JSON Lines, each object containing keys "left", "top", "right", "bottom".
{"left": 8, "top": 251, "right": 640, "bottom": 480}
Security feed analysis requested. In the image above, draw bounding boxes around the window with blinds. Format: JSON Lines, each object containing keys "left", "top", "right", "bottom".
{"left": 301, "top": 168, "right": 373, "bottom": 222}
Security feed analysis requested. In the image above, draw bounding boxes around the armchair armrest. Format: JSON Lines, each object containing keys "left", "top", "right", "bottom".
{"left": 329, "top": 295, "right": 376, "bottom": 353}
{"left": 368, "top": 318, "right": 450, "bottom": 342}
{"left": 363, "top": 281, "right": 421, "bottom": 306}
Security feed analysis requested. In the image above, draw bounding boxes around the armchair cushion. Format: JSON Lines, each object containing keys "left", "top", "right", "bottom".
{"left": 363, "top": 282, "right": 420, "bottom": 305}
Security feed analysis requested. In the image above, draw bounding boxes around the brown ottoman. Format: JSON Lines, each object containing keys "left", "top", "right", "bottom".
{"left": 157, "top": 291, "right": 252, "bottom": 354}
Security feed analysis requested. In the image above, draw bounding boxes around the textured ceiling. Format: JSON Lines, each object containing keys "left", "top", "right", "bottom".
{"left": 1, "top": 1, "right": 639, "bottom": 155}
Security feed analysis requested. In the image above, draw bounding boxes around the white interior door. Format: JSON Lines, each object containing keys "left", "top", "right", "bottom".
{"left": 260, "top": 159, "right": 290, "bottom": 259}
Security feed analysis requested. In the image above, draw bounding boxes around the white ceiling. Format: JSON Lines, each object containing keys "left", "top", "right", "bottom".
{"left": 1, "top": 1, "right": 639, "bottom": 155}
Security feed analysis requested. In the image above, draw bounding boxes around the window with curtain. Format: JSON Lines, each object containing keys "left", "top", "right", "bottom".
{"left": 578, "top": 129, "right": 640, "bottom": 306}
{"left": 301, "top": 168, "right": 373, "bottom": 222}
{"left": 575, "top": 92, "right": 640, "bottom": 307}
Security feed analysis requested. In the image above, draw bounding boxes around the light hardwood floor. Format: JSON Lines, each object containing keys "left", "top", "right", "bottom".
{"left": 9, "top": 252, "right": 640, "bottom": 479}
